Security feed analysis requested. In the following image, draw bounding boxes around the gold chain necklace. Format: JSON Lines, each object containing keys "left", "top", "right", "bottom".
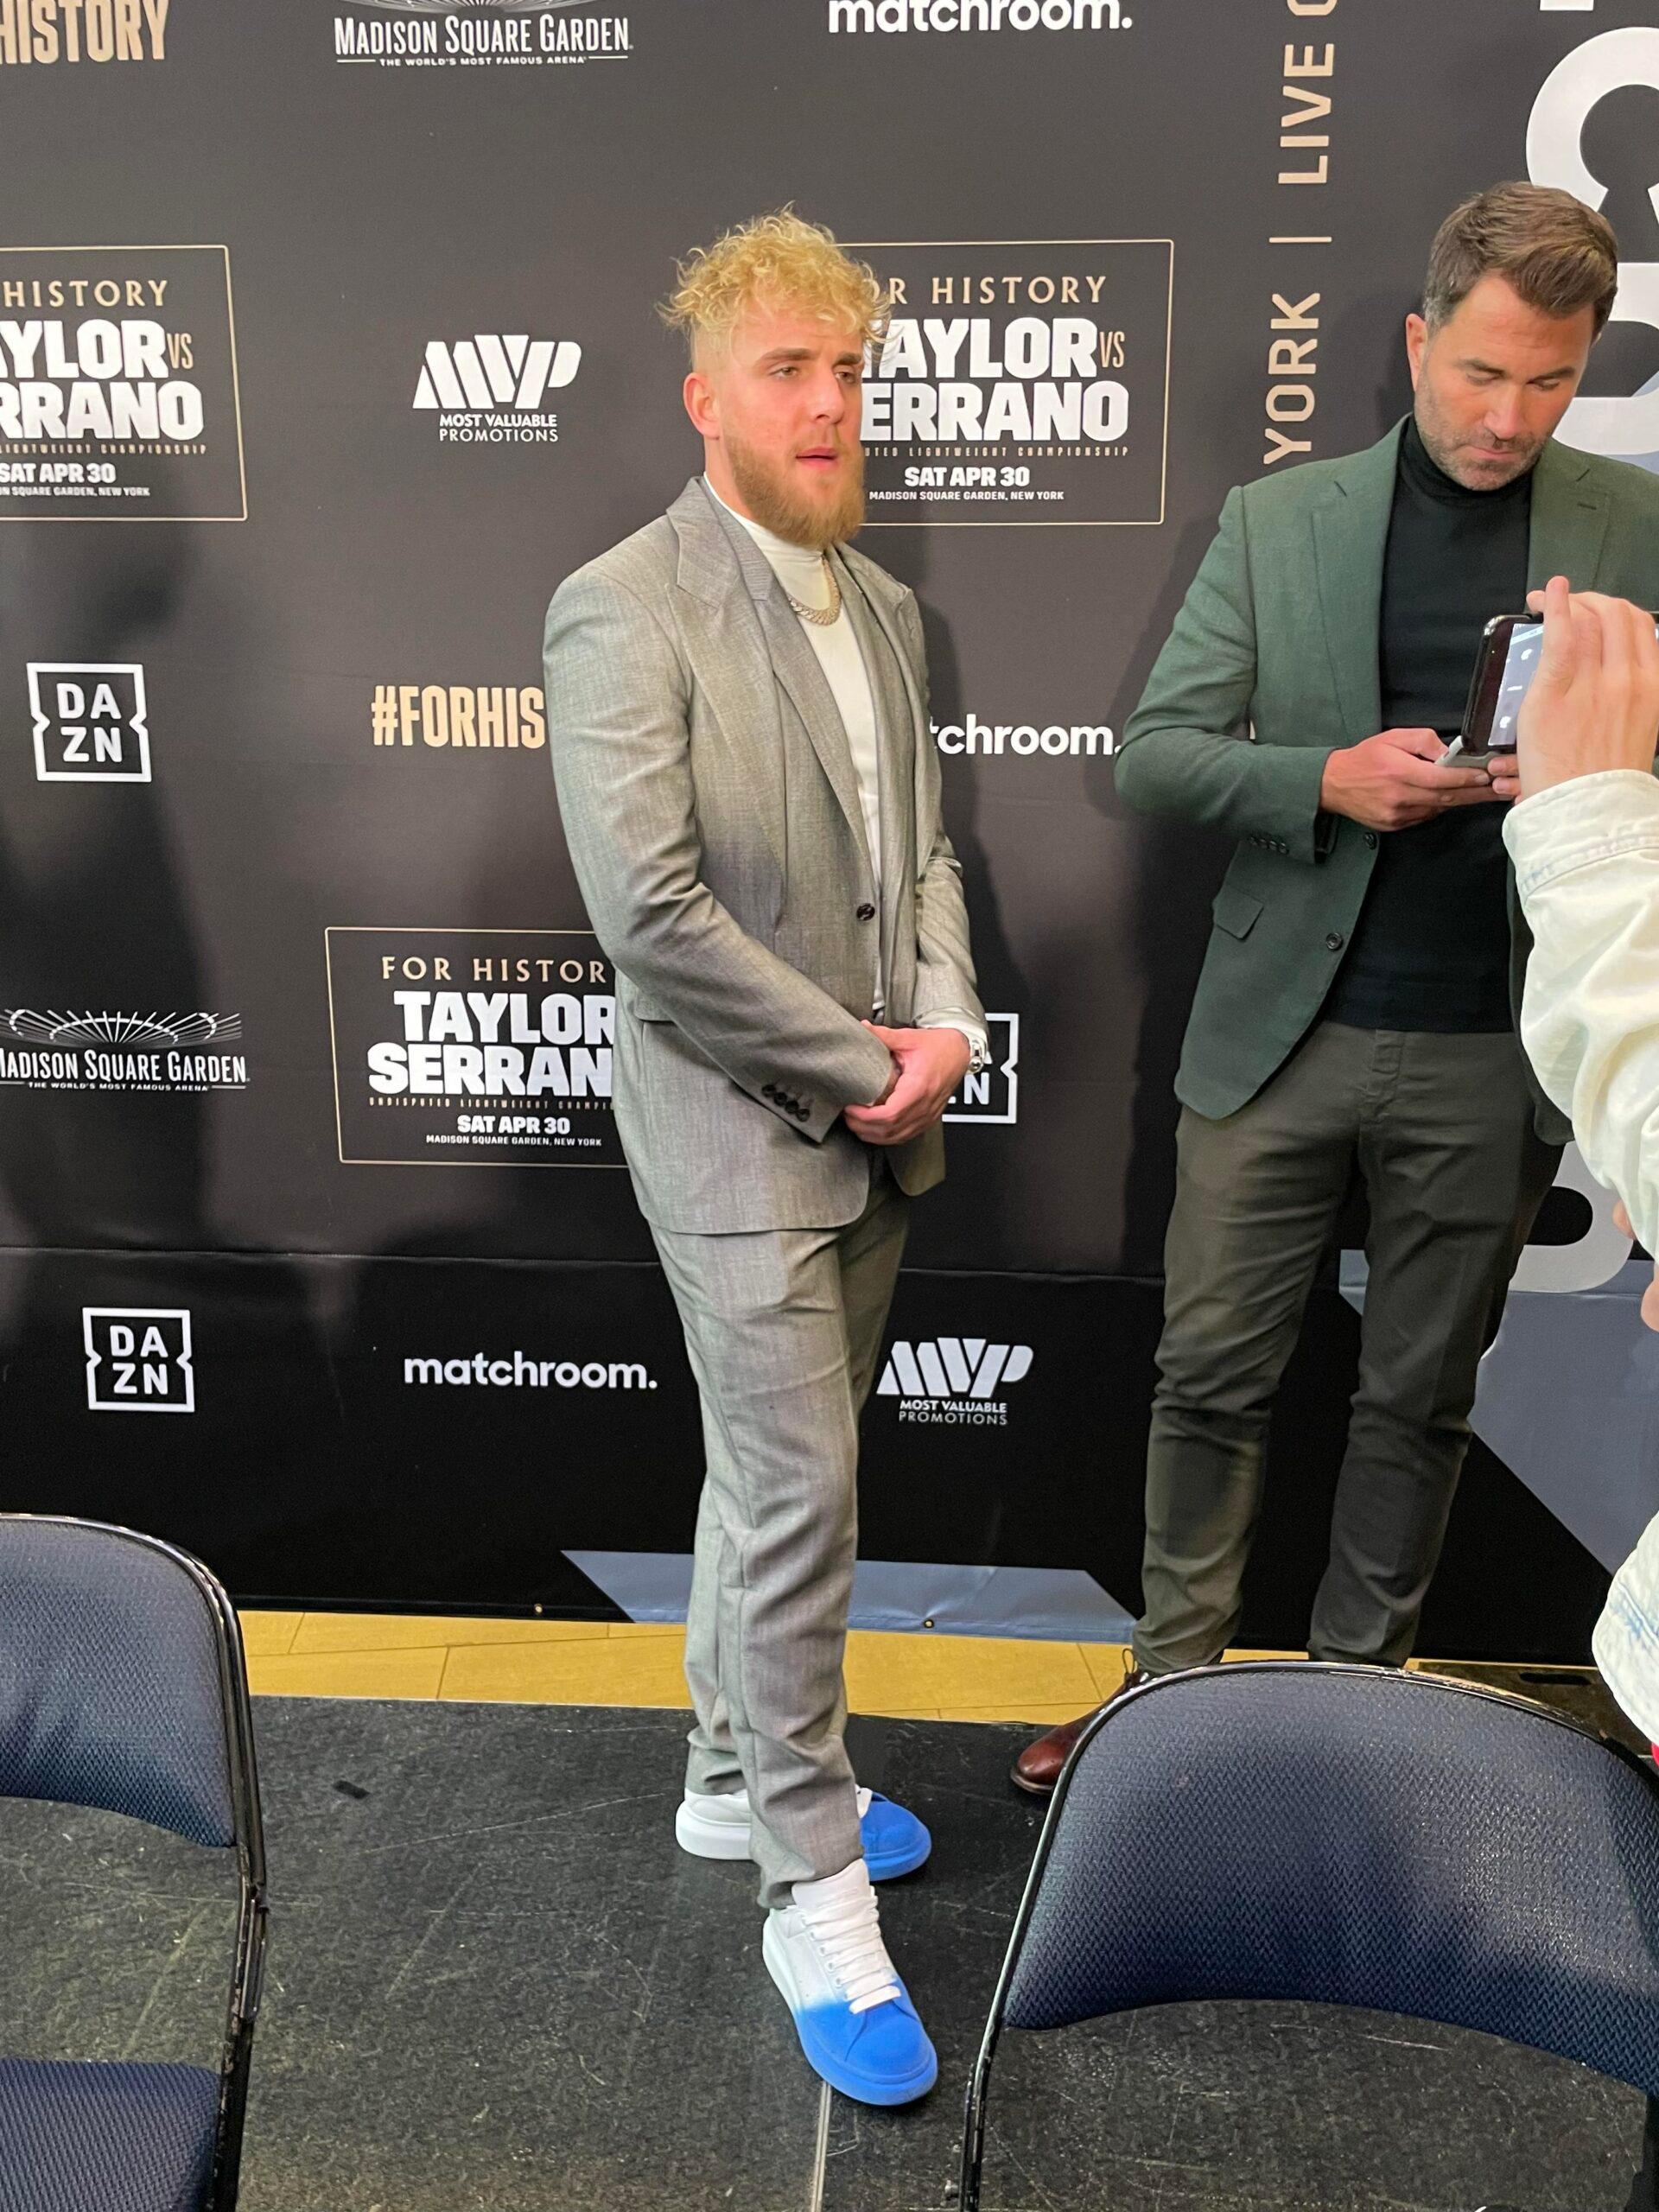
{"left": 785, "top": 556, "right": 842, "bottom": 628}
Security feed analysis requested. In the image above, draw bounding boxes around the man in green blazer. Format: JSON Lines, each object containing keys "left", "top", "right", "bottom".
{"left": 1015, "top": 181, "right": 1659, "bottom": 1795}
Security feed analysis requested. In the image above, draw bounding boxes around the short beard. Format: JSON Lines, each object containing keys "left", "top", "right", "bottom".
{"left": 1414, "top": 390, "right": 1543, "bottom": 491}
{"left": 726, "top": 429, "right": 866, "bottom": 550}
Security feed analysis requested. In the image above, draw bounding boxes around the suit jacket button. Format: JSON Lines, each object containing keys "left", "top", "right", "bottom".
{"left": 855, "top": 902, "right": 876, "bottom": 922}
{"left": 1325, "top": 931, "right": 1345, "bottom": 951}
{"left": 1364, "top": 831, "right": 1378, "bottom": 849}
{"left": 762, "top": 1084, "right": 776, "bottom": 1100}
{"left": 795, "top": 1104, "right": 809, "bottom": 1121}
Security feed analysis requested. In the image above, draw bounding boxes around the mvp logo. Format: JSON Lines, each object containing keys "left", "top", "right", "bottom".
{"left": 877, "top": 1338, "right": 1033, "bottom": 1400}
{"left": 414, "top": 336, "right": 581, "bottom": 411}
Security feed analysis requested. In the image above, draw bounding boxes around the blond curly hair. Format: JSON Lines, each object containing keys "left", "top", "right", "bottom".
{"left": 661, "top": 210, "right": 891, "bottom": 361}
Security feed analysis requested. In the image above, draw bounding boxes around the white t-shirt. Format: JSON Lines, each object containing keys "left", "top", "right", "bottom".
{"left": 707, "top": 480, "right": 884, "bottom": 893}
{"left": 703, "top": 478, "right": 986, "bottom": 1065}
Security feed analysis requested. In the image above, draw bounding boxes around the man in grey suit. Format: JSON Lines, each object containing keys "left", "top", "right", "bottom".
{"left": 543, "top": 212, "right": 983, "bottom": 2107}
{"left": 1015, "top": 182, "right": 1659, "bottom": 1795}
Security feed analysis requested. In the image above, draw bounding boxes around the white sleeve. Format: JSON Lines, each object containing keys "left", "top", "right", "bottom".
{"left": 1505, "top": 771, "right": 1659, "bottom": 1252}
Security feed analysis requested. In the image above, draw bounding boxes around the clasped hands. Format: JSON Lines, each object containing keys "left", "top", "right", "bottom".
{"left": 843, "top": 1022, "right": 971, "bottom": 1147}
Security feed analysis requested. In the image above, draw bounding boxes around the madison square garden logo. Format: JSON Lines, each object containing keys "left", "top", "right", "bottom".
{"left": 0, "top": 1008, "right": 247, "bottom": 1092}
{"left": 852, "top": 240, "right": 1171, "bottom": 526}
{"left": 29, "top": 662, "right": 149, "bottom": 780}
{"left": 878, "top": 1336, "right": 1033, "bottom": 1426}
{"left": 334, "top": 0, "right": 632, "bottom": 67}
{"left": 0, "top": 246, "right": 245, "bottom": 520}
{"left": 325, "top": 926, "right": 626, "bottom": 1166}
{"left": 84, "top": 1307, "right": 194, "bottom": 1414}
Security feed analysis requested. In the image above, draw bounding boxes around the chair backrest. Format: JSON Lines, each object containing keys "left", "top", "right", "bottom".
{"left": 0, "top": 1515, "right": 267, "bottom": 2212}
{"left": 1002, "top": 1664, "right": 1659, "bottom": 2097}
{"left": 0, "top": 1516, "right": 245, "bottom": 1848}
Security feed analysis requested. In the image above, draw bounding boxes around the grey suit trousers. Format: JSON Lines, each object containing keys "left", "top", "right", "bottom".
{"left": 651, "top": 1155, "right": 909, "bottom": 1910}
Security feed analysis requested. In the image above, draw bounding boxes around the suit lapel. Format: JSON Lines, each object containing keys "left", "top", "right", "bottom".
{"left": 675, "top": 478, "right": 875, "bottom": 874}
{"left": 754, "top": 593, "right": 874, "bottom": 877}
{"left": 668, "top": 480, "right": 789, "bottom": 873}
{"left": 1309, "top": 422, "right": 1402, "bottom": 743}
{"left": 1529, "top": 438, "right": 1611, "bottom": 593}
{"left": 839, "top": 556, "right": 918, "bottom": 999}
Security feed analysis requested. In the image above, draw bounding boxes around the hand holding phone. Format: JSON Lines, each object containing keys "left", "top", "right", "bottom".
{"left": 1459, "top": 613, "right": 1550, "bottom": 762}
{"left": 1320, "top": 728, "right": 1498, "bottom": 833}
{"left": 1435, "top": 728, "right": 1521, "bottom": 801}
{"left": 1459, "top": 601, "right": 1659, "bottom": 763}
{"left": 1513, "top": 575, "right": 1659, "bottom": 798}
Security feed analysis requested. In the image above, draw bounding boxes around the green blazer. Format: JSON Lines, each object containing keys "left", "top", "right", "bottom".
{"left": 1116, "top": 419, "right": 1659, "bottom": 1140}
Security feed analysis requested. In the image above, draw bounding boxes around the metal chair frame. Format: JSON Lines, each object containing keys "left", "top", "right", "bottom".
{"left": 961, "top": 1660, "right": 1659, "bottom": 2212}
{"left": 0, "top": 1514, "right": 270, "bottom": 2212}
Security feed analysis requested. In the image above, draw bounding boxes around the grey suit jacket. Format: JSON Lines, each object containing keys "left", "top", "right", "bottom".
{"left": 543, "top": 478, "right": 982, "bottom": 1233}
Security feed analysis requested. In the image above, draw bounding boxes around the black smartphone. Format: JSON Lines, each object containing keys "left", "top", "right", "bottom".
{"left": 1444, "top": 609, "right": 1659, "bottom": 766}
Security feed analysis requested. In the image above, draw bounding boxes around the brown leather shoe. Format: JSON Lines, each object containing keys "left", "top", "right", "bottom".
{"left": 1010, "top": 1664, "right": 1144, "bottom": 1796}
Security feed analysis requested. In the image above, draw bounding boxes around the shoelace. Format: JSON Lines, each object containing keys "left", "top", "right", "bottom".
{"left": 800, "top": 1885, "right": 900, "bottom": 2015}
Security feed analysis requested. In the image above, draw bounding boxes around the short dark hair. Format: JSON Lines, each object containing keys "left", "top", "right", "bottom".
{"left": 1424, "top": 182, "right": 1618, "bottom": 336}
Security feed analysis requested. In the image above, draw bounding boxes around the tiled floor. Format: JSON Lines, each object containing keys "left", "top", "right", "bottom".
{"left": 237, "top": 1609, "right": 1311, "bottom": 1721}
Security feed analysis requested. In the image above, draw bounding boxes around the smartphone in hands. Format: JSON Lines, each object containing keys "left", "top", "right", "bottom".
{"left": 1440, "top": 608, "right": 1659, "bottom": 767}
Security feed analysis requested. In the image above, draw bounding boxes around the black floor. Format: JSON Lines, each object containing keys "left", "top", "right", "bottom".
{"left": 0, "top": 1694, "right": 1651, "bottom": 2211}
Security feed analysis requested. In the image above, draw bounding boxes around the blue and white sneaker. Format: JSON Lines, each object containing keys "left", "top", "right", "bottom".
{"left": 763, "top": 1859, "right": 938, "bottom": 2107}
{"left": 676, "top": 1785, "right": 931, "bottom": 1880}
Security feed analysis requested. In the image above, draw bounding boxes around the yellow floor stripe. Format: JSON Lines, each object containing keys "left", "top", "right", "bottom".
{"left": 237, "top": 1610, "right": 1155, "bottom": 1722}
{"left": 239, "top": 1611, "right": 1599, "bottom": 1726}
{"left": 235, "top": 1611, "right": 1613, "bottom": 1749}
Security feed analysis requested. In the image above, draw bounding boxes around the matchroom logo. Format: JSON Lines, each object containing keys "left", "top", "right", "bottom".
{"left": 852, "top": 239, "right": 1172, "bottom": 527}
{"left": 831, "top": 0, "right": 1129, "bottom": 30}
{"left": 932, "top": 712, "right": 1111, "bottom": 760}
{"left": 325, "top": 925, "right": 627, "bottom": 1168}
{"left": 0, "top": 245, "right": 246, "bottom": 522}
{"left": 84, "top": 1307, "right": 194, "bottom": 1414}
{"left": 334, "top": 1, "right": 632, "bottom": 71}
{"left": 413, "top": 335, "right": 581, "bottom": 445}
{"left": 29, "top": 662, "right": 149, "bottom": 780}
{"left": 404, "top": 1351, "right": 656, "bottom": 1389}
{"left": 877, "top": 1337, "right": 1033, "bottom": 1426}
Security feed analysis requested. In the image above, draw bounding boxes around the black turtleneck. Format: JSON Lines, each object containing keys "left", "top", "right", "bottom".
{"left": 1323, "top": 416, "right": 1532, "bottom": 1034}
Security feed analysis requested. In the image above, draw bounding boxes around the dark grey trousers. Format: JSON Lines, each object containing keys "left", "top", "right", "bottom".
{"left": 1135, "top": 1022, "right": 1561, "bottom": 1675}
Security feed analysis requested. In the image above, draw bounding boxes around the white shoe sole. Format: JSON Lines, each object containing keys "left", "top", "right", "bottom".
{"left": 675, "top": 1795, "right": 752, "bottom": 1861}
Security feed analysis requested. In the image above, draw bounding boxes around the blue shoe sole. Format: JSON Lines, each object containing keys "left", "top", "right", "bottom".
{"left": 793, "top": 2021, "right": 938, "bottom": 2107}
{"left": 863, "top": 1830, "right": 931, "bottom": 1881}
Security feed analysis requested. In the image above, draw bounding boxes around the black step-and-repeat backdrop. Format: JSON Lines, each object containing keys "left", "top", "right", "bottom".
{"left": 4, "top": 0, "right": 1659, "bottom": 1656}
